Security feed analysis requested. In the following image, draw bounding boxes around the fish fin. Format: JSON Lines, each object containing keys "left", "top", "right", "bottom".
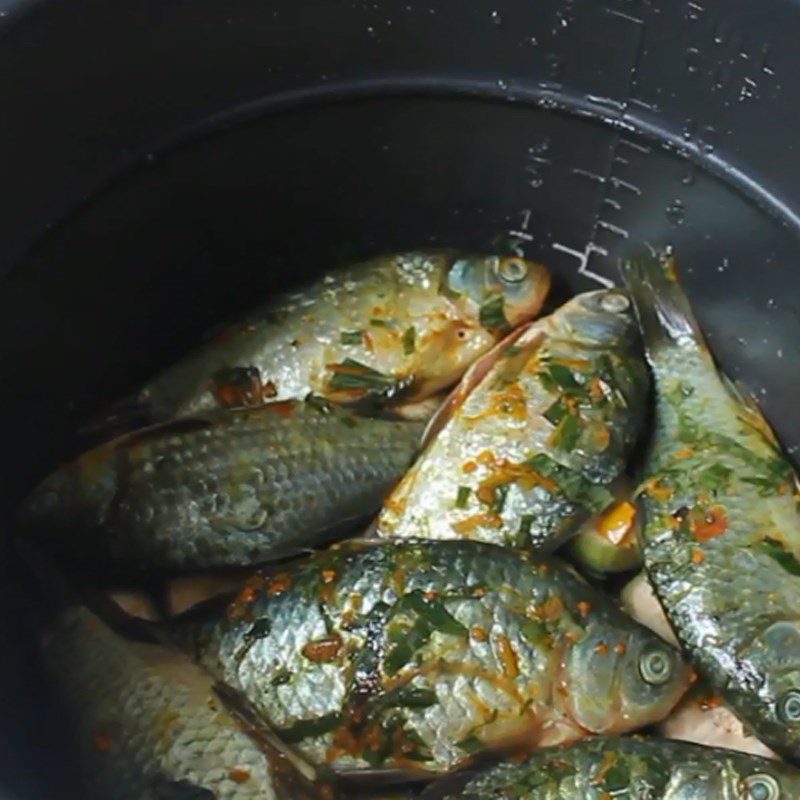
{"left": 77, "top": 391, "right": 155, "bottom": 440}
{"left": 212, "top": 683, "right": 337, "bottom": 796}
{"left": 420, "top": 322, "right": 542, "bottom": 448}
{"left": 417, "top": 768, "right": 480, "bottom": 799}
{"left": 148, "top": 777, "right": 217, "bottom": 800}
{"left": 618, "top": 249, "right": 705, "bottom": 359}
{"left": 721, "top": 374, "right": 782, "bottom": 448}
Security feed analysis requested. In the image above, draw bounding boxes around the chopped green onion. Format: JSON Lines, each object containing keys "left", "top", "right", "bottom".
{"left": 456, "top": 486, "right": 471, "bottom": 508}
{"left": 328, "top": 358, "right": 404, "bottom": 395}
{"left": 340, "top": 330, "right": 364, "bottom": 345}
{"left": 543, "top": 396, "right": 569, "bottom": 426}
{"left": 402, "top": 325, "right": 416, "bottom": 355}
{"left": 490, "top": 484, "right": 510, "bottom": 514}
{"left": 550, "top": 413, "right": 582, "bottom": 452}
{"left": 278, "top": 712, "right": 343, "bottom": 743}
{"left": 518, "top": 514, "right": 534, "bottom": 540}
{"left": 502, "top": 345, "right": 522, "bottom": 357}
{"left": 755, "top": 537, "right": 800, "bottom": 577}
{"left": 370, "top": 318, "right": 396, "bottom": 328}
{"left": 479, "top": 294, "right": 509, "bottom": 330}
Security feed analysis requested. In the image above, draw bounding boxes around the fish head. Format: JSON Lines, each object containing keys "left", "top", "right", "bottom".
{"left": 444, "top": 254, "right": 550, "bottom": 331}
{"left": 561, "top": 621, "right": 691, "bottom": 733}
{"left": 558, "top": 289, "right": 640, "bottom": 350}
{"left": 665, "top": 756, "right": 800, "bottom": 798}
{"left": 738, "top": 618, "right": 800, "bottom": 757}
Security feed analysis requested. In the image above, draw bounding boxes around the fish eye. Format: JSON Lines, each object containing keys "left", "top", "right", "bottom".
{"left": 777, "top": 689, "right": 800, "bottom": 723}
{"left": 599, "top": 291, "right": 631, "bottom": 313}
{"left": 638, "top": 645, "right": 674, "bottom": 685}
{"left": 496, "top": 258, "right": 530, "bottom": 284}
{"left": 745, "top": 773, "right": 781, "bottom": 800}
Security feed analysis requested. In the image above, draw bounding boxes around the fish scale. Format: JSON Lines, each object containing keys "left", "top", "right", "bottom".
{"left": 42, "top": 606, "right": 329, "bottom": 800}
{"left": 166, "top": 540, "right": 689, "bottom": 776}
{"left": 622, "top": 251, "right": 800, "bottom": 763}
{"left": 19, "top": 400, "right": 424, "bottom": 572}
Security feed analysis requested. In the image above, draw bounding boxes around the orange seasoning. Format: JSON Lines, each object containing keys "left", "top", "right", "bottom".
{"left": 267, "top": 573, "right": 293, "bottom": 596}
{"left": 229, "top": 768, "right": 251, "bottom": 784}
{"left": 598, "top": 501, "right": 637, "bottom": 546}
{"left": 594, "top": 642, "right": 609, "bottom": 655}
{"left": 692, "top": 506, "right": 728, "bottom": 542}
{"left": 494, "top": 635, "right": 520, "bottom": 680}
{"left": 302, "top": 634, "right": 343, "bottom": 663}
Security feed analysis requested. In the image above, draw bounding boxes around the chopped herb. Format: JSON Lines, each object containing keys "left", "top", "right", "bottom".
{"left": 755, "top": 537, "right": 800, "bottom": 577}
{"left": 479, "top": 294, "right": 509, "bottom": 330}
{"left": 385, "top": 592, "right": 467, "bottom": 674}
{"left": 304, "top": 394, "right": 333, "bottom": 414}
{"left": 502, "top": 345, "right": 522, "bottom": 357}
{"left": 456, "top": 486, "right": 471, "bottom": 509}
{"left": 328, "top": 358, "right": 408, "bottom": 397}
{"left": 369, "top": 318, "right": 395, "bottom": 328}
{"left": 278, "top": 712, "right": 343, "bottom": 743}
{"left": 543, "top": 396, "right": 569, "bottom": 426}
{"left": 518, "top": 515, "right": 534, "bottom": 540}
{"left": 490, "top": 483, "right": 510, "bottom": 514}
{"left": 374, "top": 686, "right": 438, "bottom": 712}
{"left": 697, "top": 463, "right": 733, "bottom": 492}
{"left": 525, "top": 453, "right": 614, "bottom": 512}
{"left": 396, "top": 591, "right": 467, "bottom": 636}
{"left": 677, "top": 411, "right": 700, "bottom": 442}
{"left": 601, "top": 758, "right": 631, "bottom": 792}
{"left": 243, "top": 618, "right": 272, "bottom": 643}
{"left": 742, "top": 475, "right": 781, "bottom": 496}
{"left": 457, "top": 735, "right": 484, "bottom": 755}
{"left": 550, "top": 413, "right": 582, "bottom": 452}
{"left": 402, "top": 326, "right": 416, "bottom": 355}
{"left": 340, "top": 330, "right": 364, "bottom": 345}
{"left": 544, "top": 363, "right": 581, "bottom": 391}
{"left": 519, "top": 618, "right": 547, "bottom": 644}
{"left": 270, "top": 670, "right": 292, "bottom": 686}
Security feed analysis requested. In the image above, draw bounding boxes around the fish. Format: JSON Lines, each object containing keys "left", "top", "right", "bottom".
{"left": 621, "top": 250, "right": 800, "bottom": 762}
{"left": 94, "top": 251, "right": 550, "bottom": 430}
{"left": 417, "top": 736, "right": 800, "bottom": 799}
{"left": 41, "top": 604, "right": 332, "bottom": 800}
{"left": 164, "top": 540, "right": 690, "bottom": 776}
{"left": 19, "top": 399, "right": 423, "bottom": 573}
{"left": 376, "top": 290, "right": 649, "bottom": 551}
{"left": 566, "top": 478, "right": 642, "bottom": 575}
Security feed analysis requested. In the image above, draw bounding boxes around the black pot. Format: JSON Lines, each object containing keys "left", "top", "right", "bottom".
{"left": 1, "top": 0, "right": 799, "bottom": 796}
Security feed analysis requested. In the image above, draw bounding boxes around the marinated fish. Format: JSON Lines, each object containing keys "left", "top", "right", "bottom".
{"left": 622, "top": 251, "right": 800, "bottom": 761}
{"left": 42, "top": 605, "right": 331, "bottom": 800}
{"left": 167, "top": 540, "right": 690, "bottom": 776}
{"left": 377, "top": 290, "right": 648, "bottom": 551}
{"left": 20, "top": 399, "right": 423, "bottom": 572}
{"left": 100, "top": 251, "right": 550, "bottom": 428}
{"left": 418, "top": 736, "right": 800, "bottom": 799}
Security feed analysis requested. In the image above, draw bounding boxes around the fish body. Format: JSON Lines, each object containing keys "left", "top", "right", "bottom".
{"left": 378, "top": 290, "right": 648, "bottom": 551}
{"left": 622, "top": 252, "right": 800, "bottom": 761}
{"left": 168, "top": 540, "right": 689, "bottom": 776}
{"left": 41, "top": 606, "right": 330, "bottom": 800}
{"left": 110, "top": 251, "right": 550, "bottom": 426}
{"left": 418, "top": 736, "right": 800, "bottom": 799}
{"left": 20, "top": 400, "right": 423, "bottom": 572}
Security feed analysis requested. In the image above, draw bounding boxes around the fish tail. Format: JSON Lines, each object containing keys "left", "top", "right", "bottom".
{"left": 618, "top": 249, "right": 705, "bottom": 359}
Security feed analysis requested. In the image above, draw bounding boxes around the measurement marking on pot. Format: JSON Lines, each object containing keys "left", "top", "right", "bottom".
{"left": 604, "top": 7, "right": 643, "bottom": 25}
{"left": 552, "top": 242, "right": 615, "bottom": 288}
{"left": 618, "top": 137, "right": 651, "bottom": 155}
{"left": 572, "top": 168, "right": 607, "bottom": 184}
{"left": 609, "top": 176, "right": 642, "bottom": 195}
{"left": 596, "top": 220, "right": 629, "bottom": 239}
{"left": 602, "top": 197, "right": 622, "bottom": 211}
{"left": 507, "top": 230, "right": 534, "bottom": 242}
